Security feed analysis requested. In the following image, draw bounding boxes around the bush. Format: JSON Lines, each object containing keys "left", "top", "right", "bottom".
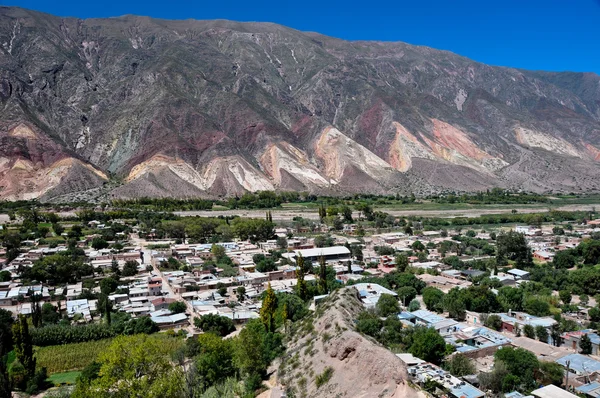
{"left": 315, "top": 367, "right": 333, "bottom": 388}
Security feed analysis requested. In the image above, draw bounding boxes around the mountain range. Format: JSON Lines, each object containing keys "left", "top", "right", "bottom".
{"left": 0, "top": 6, "right": 599, "bottom": 201}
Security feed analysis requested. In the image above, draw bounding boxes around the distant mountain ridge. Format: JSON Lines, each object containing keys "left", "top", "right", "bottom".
{"left": 0, "top": 6, "right": 599, "bottom": 201}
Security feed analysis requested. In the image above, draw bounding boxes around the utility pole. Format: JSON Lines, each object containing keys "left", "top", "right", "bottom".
{"left": 565, "top": 360, "right": 571, "bottom": 389}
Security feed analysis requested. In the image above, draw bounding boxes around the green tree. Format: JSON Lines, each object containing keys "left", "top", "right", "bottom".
{"left": 211, "top": 244, "right": 226, "bottom": 260}
{"left": 72, "top": 334, "right": 183, "bottom": 398}
{"left": 580, "top": 334, "right": 593, "bottom": 355}
{"left": 122, "top": 260, "right": 139, "bottom": 277}
{"left": 484, "top": 315, "right": 503, "bottom": 331}
{"left": 423, "top": 287, "right": 445, "bottom": 312}
{"left": 535, "top": 325, "right": 549, "bottom": 343}
{"left": 12, "top": 315, "right": 36, "bottom": 378}
{"left": 559, "top": 290, "right": 572, "bottom": 305}
{"left": 523, "top": 324, "right": 536, "bottom": 339}
{"left": 395, "top": 254, "right": 409, "bottom": 272}
{"left": 524, "top": 296, "right": 551, "bottom": 317}
{"left": 408, "top": 299, "right": 421, "bottom": 312}
{"left": 91, "top": 237, "right": 109, "bottom": 250}
{"left": 260, "top": 283, "right": 278, "bottom": 333}
{"left": 236, "top": 286, "right": 246, "bottom": 302}
{"left": 397, "top": 286, "right": 417, "bottom": 307}
{"left": 444, "top": 288, "right": 467, "bottom": 321}
{"left": 193, "top": 333, "right": 236, "bottom": 390}
{"left": 295, "top": 254, "right": 308, "bottom": 301}
{"left": 410, "top": 327, "right": 446, "bottom": 365}
{"left": 376, "top": 294, "right": 400, "bottom": 317}
{"left": 494, "top": 347, "right": 539, "bottom": 392}
{"left": 318, "top": 256, "right": 328, "bottom": 295}
{"left": 537, "top": 361, "right": 565, "bottom": 386}
{"left": 444, "top": 354, "right": 476, "bottom": 377}
{"left": 168, "top": 301, "right": 187, "bottom": 314}
{"left": 99, "top": 277, "right": 118, "bottom": 295}
{"left": 496, "top": 231, "right": 533, "bottom": 268}
{"left": 589, "top": 306, "right": 600, "bottom": 322}
{"left": 497, "top": 286, "right": 524, "bottom": 312}
{"left": 193, "top": 314, "right": 235, "bottom": 337}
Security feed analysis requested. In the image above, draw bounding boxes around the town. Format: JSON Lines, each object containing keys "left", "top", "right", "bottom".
{"left": 1, "top": 197, "right": 600, "bottom": 397}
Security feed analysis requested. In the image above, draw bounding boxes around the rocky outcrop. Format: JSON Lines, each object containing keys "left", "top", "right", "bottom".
{"left": 0, "top": 6, "right": 599, "bottom": 199}
{"left": 279, "top": 288, "right": 423, "bottom": 398}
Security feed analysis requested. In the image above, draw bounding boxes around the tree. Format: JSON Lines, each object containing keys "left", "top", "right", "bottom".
{"left": 122, "top": 260, "right": 139, "bottom": 277}
{"left": 484, "top": 315, "right": 503, "bottom": 331}
{"left": 553, "top": 250, "right": 576, "bottom": 269}
{"left": 193, "top": 314, "right": 235, "bottom": 337}
{"left": 496, "top": 231, "right": 533, "bottom": 268}
{"left": 0, "top": 271, "right": 10, "bottom": 282}
{"left": 376, "top": 294, "right": 400, "bottom": 317}
{"left": 559, "top": 290, "right": 572, "bottom": 305}
{"left": 169, "top": 301, "right": 187, "bottom": 314}
{"left": 236, "top": 286, "right": 246, "bottom": 302}
{"left": 41, "top": 303, "right": 60, "bottom": 325}
{"left": 494, "top": 347, "right": 539, "bottom": 391}
{"left": 537, "top": 361, "right": 565, "bottom": 386}
{"left": 410, "top": 327, "right": 446, "bottom": 365}
{"left": 524, "top": 296, "right": 551, "bottom": 317}
{"left": 318, "top": 256, "right": 328, "bottom": 295}
{"left": 91, "top": 237, "right": 109, "bottom": 250}
{"left": 192, "top": 333, "right": 236, "bottom": 390}
{"left": 234, "top": 320, "right": 272, "bottom": 381}
{"left": 444, "top": 288, "right": 466, "bottom": 321}
{"left": 52, "top": 223, "right": 64, "bottom": 236}
{"left": 341, "top": 206, "right": 353, "bottom": 223}
{"left": 423, "top": 287, "right": 445, "bottom": 312}
{"left": 276, "top": 236, "right": 288, "bottom": 250}
{"left": 408, "top": 299, "right": 421, "bottom": 312}
{"left": 260, "top": 283, "right": 278, "bottom": 333}
{"left": 497, "top": 286, "right": 524, "bottom": 312}
{"left": 99, "top": 277, "right": 118, "bottom": 295}
{"left": 444, "top": 354, "right": 476, "bottom": 377}
{"left": 295, "top": 254, "right": 307, "bottom": 301}
{"left": 397, "top": 286, "right": 417, "bottom": 307}
{"left": 12, "top": 315, "right": 36, "bottom": 378}
{"left": 395, "top": 254, "right": 409, "bottom": 272}
{"left": 589, "top": 306, "right": 600, "bottom": 322}
{"left": 211, "top": 244, "right": 226, "bottom": 260}
{"left": 580, "top": 334, "right": 593, "bottom": 355}
{"left": 535, "top": 325, "right": 549, "bottom": 343}
{"left": 72, "top": 334, "right": 183, "bottom": 398}
{"left": 523, "top": 324, "right": 536, "bottom": 339}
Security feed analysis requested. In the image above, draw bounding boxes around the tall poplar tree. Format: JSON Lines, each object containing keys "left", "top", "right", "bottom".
{"left": 296, "top": 254, "right": 308, "bottom": 301}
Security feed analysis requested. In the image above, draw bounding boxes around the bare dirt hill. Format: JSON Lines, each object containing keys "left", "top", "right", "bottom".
{"left": 277, "top": 288, "right": 424, "bottom": 398}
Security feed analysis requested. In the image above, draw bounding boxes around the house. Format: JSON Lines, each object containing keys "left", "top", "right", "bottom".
{"left": 576, "top": 381, "right": 600, "bottom": 398}
{"left": 408, "top": 310, "right": 459, "bottom": 334}
{"left": 282, "top": 246, "right": 351, "bottom": 265}
{"left": 534, "top": 250, "right": 555, "bottom": 262}
{"left": 556, "top": 354, "right": 600, "bottom": 376}
{"left": 151, "top": 297, "right": 176, "bottom": 311}
{"left": 353, "top": 283, "right": 397, "bottom": 309}
{"left": 507, "top": 268, "right": 530, "bottom": 280}
{"left": 497, "top": 312, "right": 557, "bottom": 343}
{"left": 531, "top": 385, "right": 578, "bottom": 398}
{"left": 408, "top": 362, "right": 485, "bottom": 398}
{"left": 148, "top": 278, "right": 162, "bottom": 296}
{"left": 562, "top": 330, "right": 600, "bottom": 355}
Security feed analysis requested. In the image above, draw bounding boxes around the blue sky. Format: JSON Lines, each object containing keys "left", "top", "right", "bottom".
{"left": 5, "top": 0, "right": 600, "bottom": 73}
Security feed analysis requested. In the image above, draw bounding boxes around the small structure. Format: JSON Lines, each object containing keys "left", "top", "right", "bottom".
{"left": 531, "top": 384, "right": 578, "bottom": 398}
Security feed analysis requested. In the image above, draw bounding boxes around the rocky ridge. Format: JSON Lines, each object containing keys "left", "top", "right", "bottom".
{"left": 278, "top": 288, "right": 423, "bottom": 398}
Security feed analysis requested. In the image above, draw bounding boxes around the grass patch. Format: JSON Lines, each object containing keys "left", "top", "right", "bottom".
{"left": 315, "top": 366, "right": 334, "bottom": 388}
{"left": 47, "top": 371, "right": 81, "bottom": 385}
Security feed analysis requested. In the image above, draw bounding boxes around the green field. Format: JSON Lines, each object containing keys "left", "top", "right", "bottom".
{"left": 35, "top": 333, "right": 185, "bottom": 375}
{"left": 47, "top": 371, "right": 81, "bottom": 385}
{"left": 36, "top": 339, "right": 113, "bottom": 374}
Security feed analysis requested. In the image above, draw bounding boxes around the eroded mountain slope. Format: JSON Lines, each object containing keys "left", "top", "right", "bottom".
{"left": 0, "top": 6, "right": 599, "bottom": 199}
